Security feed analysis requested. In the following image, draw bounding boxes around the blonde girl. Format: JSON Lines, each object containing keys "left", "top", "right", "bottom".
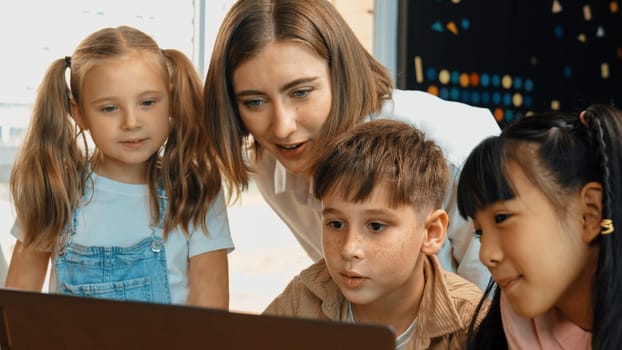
{"left": 8, "top": 26, "right": 233, "bottom": 308}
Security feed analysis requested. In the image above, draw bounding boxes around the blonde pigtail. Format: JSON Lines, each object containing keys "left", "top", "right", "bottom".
{"left": 158, "top": 49, "right": 221, "bottom": 238}
{"left": 10, "top": 58, "right": 87, "bottom": 250}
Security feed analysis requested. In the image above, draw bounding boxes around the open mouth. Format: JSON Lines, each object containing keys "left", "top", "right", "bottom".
{"left": 278, "top": 143, "right": 303, "bottom": 150}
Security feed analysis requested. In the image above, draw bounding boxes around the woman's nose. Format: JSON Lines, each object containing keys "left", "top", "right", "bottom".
{"left": 271, "top": 102, "right": 296, "bottom": 139}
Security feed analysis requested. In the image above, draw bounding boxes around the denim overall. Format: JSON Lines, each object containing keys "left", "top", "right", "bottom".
{"left": 53, "top": 187, "right": 171, "bottom": 304}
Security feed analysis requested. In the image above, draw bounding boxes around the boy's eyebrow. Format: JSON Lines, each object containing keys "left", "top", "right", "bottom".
{"left": 235, "top": 77, "right": 319, "bottom": 97}
{"left": 321, "top": 207, "right": 341, "bottom": 216}
{"left": 322, "top": 207, "right": 397, "bottom": 217}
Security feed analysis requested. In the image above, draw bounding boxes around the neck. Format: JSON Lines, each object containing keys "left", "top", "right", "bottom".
{"left": 95, "top": 161, "right": 148, "bottom": 184}
{"left": 555, "top": 249, "right": 597, "bottom": 331}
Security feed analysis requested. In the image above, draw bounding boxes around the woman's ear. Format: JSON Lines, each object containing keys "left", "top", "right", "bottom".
{"left": 70, "top": 100, "right": 88, "bottom": 130}
{"left": 421, "top": 209, "right": 448, "bottom": 256}
{"left": 579, "top": 181, "right": 603, "bottom": 243}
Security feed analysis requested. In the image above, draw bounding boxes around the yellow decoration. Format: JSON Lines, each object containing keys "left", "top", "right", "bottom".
{"left": 601, "top": 63, "right": 610, "bottom": 79}
{"left": 601, "top": 219, "right": 614, "bottom": 235}
{"left": 577, "top": 33, "right": 587, "bottom": 43}
{"left": 551, "top": 100, "right": 560, "bottom": 110}
{"left": 502, "top": 75, "right": 513, "bottom": 89}
{"left": 414, "top": 56, "right": 423, "bottom": 83}
{"left": 439, "top": 70, "right": 451, "bottom": 84}
{"left": 583, "top": 5, "right": 592, "bottom": 20}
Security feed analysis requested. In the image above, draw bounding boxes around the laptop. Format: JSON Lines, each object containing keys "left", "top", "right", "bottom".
{"left": 0, "top": 288, "right": 395, "bottom": 350}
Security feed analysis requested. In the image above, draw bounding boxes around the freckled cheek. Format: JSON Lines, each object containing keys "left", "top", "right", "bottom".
{"left": 382, "top": 240, "right": 420, "bottom": 274}
{"left": 368, "top": 244, "right": 403, "bottom": 272}
{"left": 321, "top": 233, "right": 342, "bottom": 255}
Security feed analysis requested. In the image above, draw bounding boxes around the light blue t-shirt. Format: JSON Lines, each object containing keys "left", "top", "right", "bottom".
{"left": 12, "top": 173, "right": 235, "bottom": 304}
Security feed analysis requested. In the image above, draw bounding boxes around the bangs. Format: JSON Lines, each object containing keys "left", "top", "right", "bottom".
{"left": 315, "top": 161, "right": 395, "bottom": 205}
{"left": 457, "top": 136, "right": 516, "bottom": 219}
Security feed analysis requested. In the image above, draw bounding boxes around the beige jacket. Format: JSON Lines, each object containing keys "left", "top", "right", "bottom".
{"left": 264, "top": 255, "right": 487, "bottom": 350}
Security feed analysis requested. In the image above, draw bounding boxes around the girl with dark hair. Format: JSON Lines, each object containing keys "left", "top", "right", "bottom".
{"left": 457, "top": 104, "right": 622, "bottom": 349}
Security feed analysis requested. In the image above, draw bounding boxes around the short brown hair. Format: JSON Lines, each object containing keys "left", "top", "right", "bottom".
{"left": 313, "top": 119, "right": 449, "bottom": 211}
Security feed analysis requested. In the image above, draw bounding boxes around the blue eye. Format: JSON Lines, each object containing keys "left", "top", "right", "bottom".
{"left": 101, "top": 105, "right": 118, "bottom": 113}
{"left": 142, "top": 99, "right": 156, "bottom": 107}
{"left": 292, "top": 88, "right": 311, "bottom": 98}
{"left": 243, "top": 99, "right": 265, "bottom": 108}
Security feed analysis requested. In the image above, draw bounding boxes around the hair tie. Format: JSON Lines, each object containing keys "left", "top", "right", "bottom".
{"left": 65, "top": 56, "right": 72, "bottom": 69}
{"left": 600, "top": 219, "right": 614, "bottom": 235}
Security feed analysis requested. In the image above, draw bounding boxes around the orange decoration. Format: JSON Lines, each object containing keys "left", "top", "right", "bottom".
{"left": 469, "top": 73, "right": 480, "bottom": 86}
{"left": 611, "top": 1, "right": 619, "bottom": 13}
{"left": 446, "top": 21, "right": 459, "bottom": 35}
{"left": 494, "top": 108, "right": 504, "bottom": 122}
{"left": 459, "top": 73, "right": 469, "bottom": 87}
{"left": 427, "top": 85, "right": 439, "bottom": 96}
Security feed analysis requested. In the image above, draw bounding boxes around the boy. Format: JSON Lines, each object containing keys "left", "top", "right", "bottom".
{"left": 263, "top": 119, "right": 486, "bottom": 349}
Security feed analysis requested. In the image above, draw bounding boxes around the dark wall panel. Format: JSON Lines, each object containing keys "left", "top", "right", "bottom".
{"left": 397, "top": 0, "right": 622, "bottom": 128}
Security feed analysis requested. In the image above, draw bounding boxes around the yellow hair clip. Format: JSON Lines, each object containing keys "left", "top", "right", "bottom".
{"left": 600, "top": 219, "right": 614, "bottom": 235}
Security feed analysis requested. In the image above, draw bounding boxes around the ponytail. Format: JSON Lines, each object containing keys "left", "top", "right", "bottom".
{"left": 10, "top": 58, "right": 89, "bottom": 250}
{"left": 581, "top": 104, "right": 622, "bottom": 349}
{"left": 157, "top": 49, "right": 222, "bottom": 237}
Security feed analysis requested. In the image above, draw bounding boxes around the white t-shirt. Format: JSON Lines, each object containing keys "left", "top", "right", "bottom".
{"left": 11, "top": 173, "right": 235, "bottom": 304}
{"left": 251, "top": 89, "right": 499, "bottom": 291}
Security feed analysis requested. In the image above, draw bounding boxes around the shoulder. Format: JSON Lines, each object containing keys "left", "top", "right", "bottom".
{"left": 444, "top": 270, "right": 485, "bottom": 302}
{"left": 443, "top": 270, "right": 488, "bottom": 324}
{"left": 262, "top": 260, "right": 333, "bottom": 318}
{"left": 379, "top": 89, "right": 501, "bottom": 166}
{"left": 295, "top": 260, "right": 337, "bottom": 300}
{"left": 388, "top": 89, "right": 496, "bottom": 124}
{"left": 424, "top": 255, "right": 485, "bottom": 322}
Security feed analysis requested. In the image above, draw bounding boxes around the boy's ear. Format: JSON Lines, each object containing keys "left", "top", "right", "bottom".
{"left": 579, "top": 181, "right": 603, "bottom": 243}
{"left": 421, "top": 209, "right": 448, "bottom": 256}
{"left": 70, "top": 100, "right": 88, "bottom": 130}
